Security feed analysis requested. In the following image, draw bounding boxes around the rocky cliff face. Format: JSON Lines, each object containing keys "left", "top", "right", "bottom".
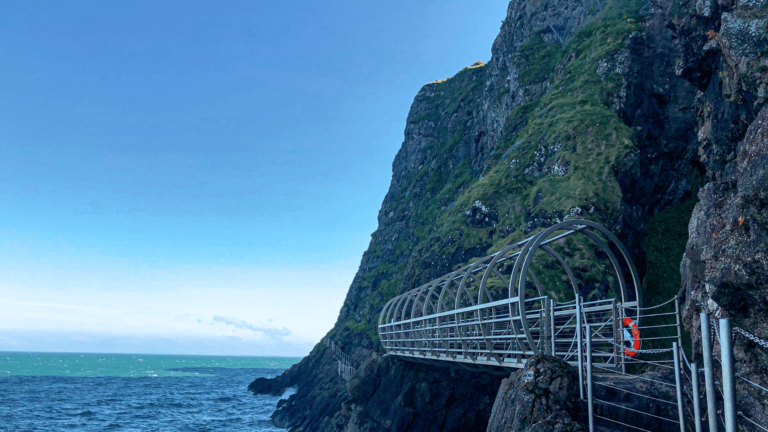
{"left": 250, "top": 0, "right": 767, "bottom": 430}
{"left": 674, "top": 0, "right": 768, "bottom": 425}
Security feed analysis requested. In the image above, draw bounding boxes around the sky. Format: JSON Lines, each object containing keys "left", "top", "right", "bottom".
{"left": 0, "top": 0, "right": 510, "bottom": 357}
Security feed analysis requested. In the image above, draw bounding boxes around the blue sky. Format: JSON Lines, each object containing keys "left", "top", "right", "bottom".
{"left": 0, "top": 0, "right": 509, "bottom": 356}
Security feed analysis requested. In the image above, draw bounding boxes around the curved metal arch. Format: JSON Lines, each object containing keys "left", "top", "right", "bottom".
{"left": 516, "top": 220, "right": 641, "bottom": 323}
{"left": 378, "top": 219, "right": 642, "bottom": 369}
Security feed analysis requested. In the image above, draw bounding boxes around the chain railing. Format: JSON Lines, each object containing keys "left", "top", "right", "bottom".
{"left": 703, "top": 315, "right": 768, "bottom": 432}
{"left": 579, "top": 296, "right": 768, "bottom": 432}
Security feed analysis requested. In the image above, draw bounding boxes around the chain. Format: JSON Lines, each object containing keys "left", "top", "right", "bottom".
{"left": 707, "top": 318, "right": 768, "bottom": 349}
{"left": 622, "top": 296, "right": 677, "bottom": 311}
{"left": 734, "top": 327, "right": 768, "bottom": 349}
{"left": 594, "top": 335, "right": 675, "bottom": 353}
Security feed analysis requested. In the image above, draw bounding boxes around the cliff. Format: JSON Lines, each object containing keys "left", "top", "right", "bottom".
{"left": 249, "top": 0, "right": 768, "bottom": 430}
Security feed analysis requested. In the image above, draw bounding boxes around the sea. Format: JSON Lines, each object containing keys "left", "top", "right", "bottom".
{"left": 0, "top": 352, "right": 301, "bottom": 431}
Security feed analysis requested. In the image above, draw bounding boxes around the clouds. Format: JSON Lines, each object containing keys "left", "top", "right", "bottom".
{"left": 212, "top": 316, "right": 291, "bottom": 340}
{"left": 0, "top": 329, "right": 312, "bottom": 357}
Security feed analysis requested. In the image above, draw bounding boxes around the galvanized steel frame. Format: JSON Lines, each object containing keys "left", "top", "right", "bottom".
{"left": 378, "top": 219, "right": 642, "bottom": 369}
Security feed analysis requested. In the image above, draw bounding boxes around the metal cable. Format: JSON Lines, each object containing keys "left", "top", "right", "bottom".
{"left": 623, "top": 297, "right": 677, "bottom": 311}
{"left": 680, "top": 347, "right": 692, "bottom": 370}
{"left": 594, "top": 398, "right": 679, "bottom": 423}
{"left": 740, "top": 414, "right": 768, "bottom": 432}
{"left": 594, "top": 381, "right": 677, "bottom": 405}
{"left": 595, "top": 335, "right": 675, "bottom": 353}
{"left": 592, "top": 364, "right": 676, "bottom": 387}
{"left": 594, "top": 414, "right": 652, "bottom": 432}
{"left": 737, "top": 374, "right": 768, "bottom": 393}
{"left": 682, "top": 366, "right": 692, "bottom": 385}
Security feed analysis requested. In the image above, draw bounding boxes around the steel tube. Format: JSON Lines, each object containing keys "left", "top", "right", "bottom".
{"left": 577, "top": 295, "right": 584, "bottom": 400}
{"left": 674, "top": 342, "right": 685, "bottom": 432}
{"left": 550, "top": 299, "right": 556, "bottom": 355}
{"left": 700, "top": 313, "right": 718, "bottom": 432}
{"left": 692, "top": 361, "right": 703, "bottom": 432}
{"left": 586, "top": 324, "right": 594, "bottom": 432}
{"left": 675, "top": 296, "right": 684, "bottom": 370}
{"left": 720, "top": 319, "right": 737, "bottom": 432}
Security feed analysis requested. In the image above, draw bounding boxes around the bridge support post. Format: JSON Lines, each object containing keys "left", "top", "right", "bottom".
{"left": 720, "top": 319, "right": 737, "bottom": 432}
{"left": 674, "top": 342, "right": 686, "bottom": 432}
{"left": 700, "top": 313, "right": 718, "bottom": 432}
{"left": 675, "top": 296, "right": 684, "bottom": 371}
{"left": 586, "top": 323, "right": 594, "bottom": 432}
{"left": 693, "top": 361, "right": 703, "bottom": 432}
{"left": 619, "top": 304, "right": 626, "bottom": 374}
{"left": 543, "top": 298, "right": 551, "bottom": 355}
{"left": 577, "top": 294, "right": 584, "bottom": 400}
{"left": 550, "top": 299, "right": 556, "bottom": 356}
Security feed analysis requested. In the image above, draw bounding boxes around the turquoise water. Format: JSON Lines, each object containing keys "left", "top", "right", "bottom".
{"left": 0, "top": 352, "right": 302, "bottom": 430}
{"left": 1, "top": 351, "right": 299, "bottom": 377}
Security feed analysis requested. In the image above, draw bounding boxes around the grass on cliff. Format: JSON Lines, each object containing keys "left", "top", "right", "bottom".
{"left": 638, "top": 198, "right": 698, "bottom": 359}
{"left": 433, "top": 2, "right": 646, "bottom": 251}
{"left": 339, "top": 0, "right": 673, "bottom": 338}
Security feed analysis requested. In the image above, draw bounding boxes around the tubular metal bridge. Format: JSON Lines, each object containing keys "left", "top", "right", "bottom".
{"left": 377, "top": 220, "right": 642, "bottom": 373}
{"left": 374, "top": 219, "right": 767, "bottom": 432}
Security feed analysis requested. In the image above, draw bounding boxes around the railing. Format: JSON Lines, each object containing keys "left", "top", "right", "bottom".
{"left": 376, "top": 219, "right": 767, "bottom": 431}
{"left": 379, "top": 219, "right": 642, "bottom": 371}
{"left": 324, "top": 338, "right": 357, "bottom": 381}
{"left": 382, "top": 290, "right": 768, "bottom": 432}
{"left": 579, "top": 302, "right": 768, "bottom": 432}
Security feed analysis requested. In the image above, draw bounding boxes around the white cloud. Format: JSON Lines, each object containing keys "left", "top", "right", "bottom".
{"left": 212, "top": 316, "right": 291, "bottom": 339}
{"left": 0, "top": 259, "right": 355, "bottom": 356}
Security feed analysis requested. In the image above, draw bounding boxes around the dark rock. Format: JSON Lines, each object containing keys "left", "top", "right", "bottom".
{"left": 466, "top": 200, "right": 499, "bottom": 228}
{"left": 681, "top": 104, "right": 768, "bottom": 427}
{"left": 344, "top": 354, "right": 502, "bottom": 432}
{"left": 487, "top": 355, "right": 583, "bottom": 432}
{"left": 589, "top": 370, "right": 679, "bottom": 431}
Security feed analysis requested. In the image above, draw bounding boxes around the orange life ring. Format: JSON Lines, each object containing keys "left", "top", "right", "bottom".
{"left": 622, "top": 318, "right": 641, "bottom": 357}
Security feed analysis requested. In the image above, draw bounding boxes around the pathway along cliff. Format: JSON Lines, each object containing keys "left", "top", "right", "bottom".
{"left": 248, "top": 0, "right": 768, "bottom": 430}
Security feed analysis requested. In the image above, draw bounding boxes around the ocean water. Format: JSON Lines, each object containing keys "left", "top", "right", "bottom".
{"left": 0, "top": 352, "right": 301, "bottom": 431}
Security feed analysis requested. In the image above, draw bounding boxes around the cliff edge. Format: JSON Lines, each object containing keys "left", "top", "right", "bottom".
{"left": 250, "top": 0, "right": 768, "bottom": 430}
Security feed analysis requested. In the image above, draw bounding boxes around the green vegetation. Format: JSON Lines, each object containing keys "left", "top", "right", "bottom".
{"left": 341, "top": 0, "right": 683, "bottom": 339}
{"left": 638, "top": 198, "right": 699, "bottom": 361}
{"left": 516, "top": 30, "right": 564, "bottom": 85}
{"left": 643, "top": 199, "right": 698, "bottom": 308}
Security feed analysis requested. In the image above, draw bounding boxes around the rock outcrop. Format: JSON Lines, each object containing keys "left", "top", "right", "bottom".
{"left": 342, "top": 354, "right": 502, "bottom": 432}
{"left": 487, "top": 356, "right": 583, "bottom": 432}
{"left": 681, "top": 105, "right": 768, "bottom": 427}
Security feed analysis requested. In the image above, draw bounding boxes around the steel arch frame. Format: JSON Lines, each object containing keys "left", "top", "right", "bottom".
{"left": 378, "top": 219, "right": 641, "bottom": 368}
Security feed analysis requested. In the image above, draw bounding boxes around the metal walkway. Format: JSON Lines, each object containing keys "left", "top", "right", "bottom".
{"left": 375, "top": 219, "right": 768, "bottom": 432}
{"left": 377, "top": 219, "right": 642, "bottom": 372}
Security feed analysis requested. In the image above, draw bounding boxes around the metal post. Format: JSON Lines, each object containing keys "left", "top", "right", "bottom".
{"left": 693, "top": 362, "right": 703, "bottom": 432}
{"left": 576, "top": 295, "right": 584, "bottom": 399}
{"left": 701, "top": 313, "right": 718, "bottom": 432}
{"left": 544, "top": 298, "right": 551, "bottom": 355}
{"left": 674, "top": 342, "right": 686, "bottom": 432}
{"left": 611, "top": 298, "right": 619, "bottom": 369}
{"left": 550, "top": 299, "right": 556, "bottom": 356}
{"left": 619, "top": 305, "right": 627, "bottom": 374}
{"left": 586, "top": 324, "right": 594, "bottom": 432}
{"left": 675, "top": 296, "right": 684, "bottom": 370}
{"left": 720, "top": 319, "right": 737, "bottom": 432}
